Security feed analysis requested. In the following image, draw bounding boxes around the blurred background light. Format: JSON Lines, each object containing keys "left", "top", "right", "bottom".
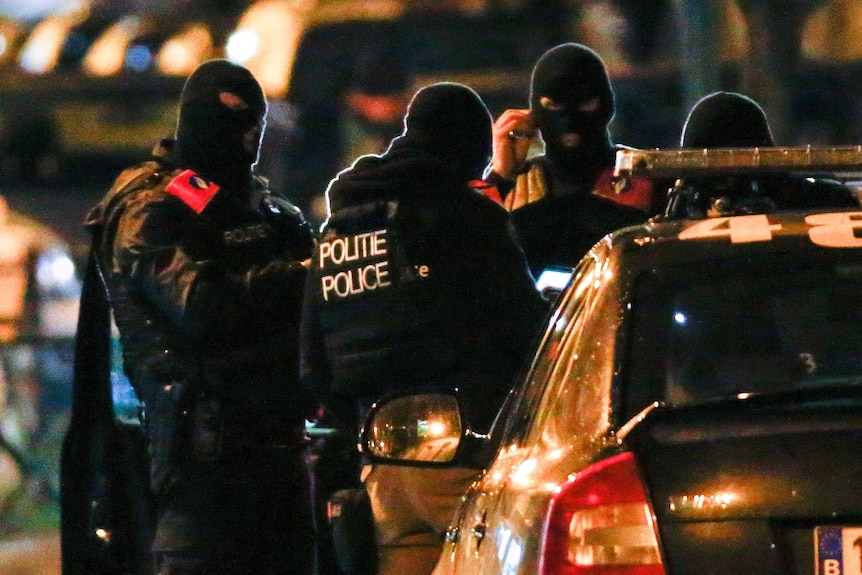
{"left": 227, "top": 0, "right": 312, "bottom": 98}
{"left": 157, "top": 23, "right": 212, "bottom": 76}
{"left": 82, "top": 14, "right": 140, "bottom": 76}
{"left": 225, "top": 28, "right": 257, "bottom": 63}
{"left": 0, "top": 0, "right": 81, "bottom": 22}
{"left": 124, "top": 42, "right": 150, "bottom": 72}
{"left": 18, "top": 10, "right": 82, "bottom": 73}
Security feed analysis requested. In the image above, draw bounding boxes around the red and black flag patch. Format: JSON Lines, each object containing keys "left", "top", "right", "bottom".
{"left": 165, "top": 170, "right": 220, "bottom": 214}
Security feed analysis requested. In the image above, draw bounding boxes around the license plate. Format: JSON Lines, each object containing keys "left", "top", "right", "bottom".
{"left": 815, "top": 526, "right": 862, "bottom": 575}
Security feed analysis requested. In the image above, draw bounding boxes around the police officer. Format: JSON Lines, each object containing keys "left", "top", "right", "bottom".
{"left": 484, "top": 42, "right": 654, "bottom": 276}
{"left": 76, "top": 59, "right": 316, "bottom": 574}
{"left": 301, "top": 82, "right": 549, "bottom": 575}
{"left": 671, "top": 91, "right": 859, "bottom": 218}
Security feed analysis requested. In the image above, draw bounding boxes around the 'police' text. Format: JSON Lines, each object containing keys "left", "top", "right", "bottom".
{"left": 319, "top": 230, "right": 391, "bottom": 301}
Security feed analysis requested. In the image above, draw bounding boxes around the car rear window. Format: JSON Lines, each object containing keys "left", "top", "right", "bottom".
{"left": 625, "top": 252, "right": 862, "bottom": 411}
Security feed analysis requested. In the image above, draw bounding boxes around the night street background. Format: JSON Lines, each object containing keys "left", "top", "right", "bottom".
{"left": 2, "top": 0, "right": 862, "bottom": 573}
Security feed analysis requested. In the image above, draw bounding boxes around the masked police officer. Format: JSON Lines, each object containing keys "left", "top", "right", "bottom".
{"left": 484, "top": 43, "right": 655, "bottom": 276}
{"left": 72, "top": 59, "right": 317, "bottom": 575}
{"left": 672, "top": 91, "right": 859, "bottom": 218}
{"left": 301, "top": 82, "right": 549, "bottom": 575}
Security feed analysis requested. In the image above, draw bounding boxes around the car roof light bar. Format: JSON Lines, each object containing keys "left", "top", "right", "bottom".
{"left": 615, "top": 145, "right": 862, "bottom": 178}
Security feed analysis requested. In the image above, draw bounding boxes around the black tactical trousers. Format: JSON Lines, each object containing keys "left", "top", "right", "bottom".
{"left": 151, "top": 443, "right": 317, "bottom": 575}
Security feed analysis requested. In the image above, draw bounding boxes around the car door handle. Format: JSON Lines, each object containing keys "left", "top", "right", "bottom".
{"left": 471, "top": 511, "right": 487, "bottom": 547}
{"left": 470, "top": 522, "right": 486, "bottom": 540}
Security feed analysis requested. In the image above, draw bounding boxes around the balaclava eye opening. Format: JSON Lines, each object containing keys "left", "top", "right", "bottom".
{"left": 174, "top": 59, "right": 267, "bottom": 191}
{"left": 529, "top": 43, "right": 615, "bottom": 174}
{"left": 681, "top": 91, "right": 775, "bottom": 149}
{"left": 390, "top": 82, "right": 492, "bottom": 181}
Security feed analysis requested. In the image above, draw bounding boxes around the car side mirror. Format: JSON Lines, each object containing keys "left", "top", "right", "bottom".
{"left": 360, "top": 392, "right": 463, "bottom": 464}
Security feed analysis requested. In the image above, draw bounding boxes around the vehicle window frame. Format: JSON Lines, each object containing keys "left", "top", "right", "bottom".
{"left": 616, "top": 267, "right": 665, "bottom": 422}
{"left": 521, "top": 242, "right": 619, "bottom": 450}
{"left": 493, "top": 241, "right": 612, "bottom": 448}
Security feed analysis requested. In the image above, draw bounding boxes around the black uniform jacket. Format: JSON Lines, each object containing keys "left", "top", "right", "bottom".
{"left": 509, "top": 153, "right": 652, "bottom": 277}
{"left": 301, "top": 147, "right": 550, "bottom": 432}
{"left": 89, "top": 141, "right": 316, "bottom": 433}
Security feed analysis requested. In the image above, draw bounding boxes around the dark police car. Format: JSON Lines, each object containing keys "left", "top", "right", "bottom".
{"left": 361, "top": 147, "right": 862, "bottom": 575}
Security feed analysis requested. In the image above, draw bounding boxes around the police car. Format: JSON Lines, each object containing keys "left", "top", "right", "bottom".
{"left": 360, "top": 146, "right": 862, "bottom": 575}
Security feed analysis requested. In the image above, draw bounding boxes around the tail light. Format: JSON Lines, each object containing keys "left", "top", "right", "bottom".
{"left": 540, "top": 452, "right": 665, "bottom": 575}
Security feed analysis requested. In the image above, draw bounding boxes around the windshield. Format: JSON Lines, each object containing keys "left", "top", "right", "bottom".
{"left": 626, "top": 252, "right": 862, "bottom": 411}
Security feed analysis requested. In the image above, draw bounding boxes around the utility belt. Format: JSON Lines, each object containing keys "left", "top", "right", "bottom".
{"left": 138, "top": 368, "right": 309, "bottom": 469}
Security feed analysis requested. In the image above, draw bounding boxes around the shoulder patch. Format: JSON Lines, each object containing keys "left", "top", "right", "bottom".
{"left": 165, "top": 170, "right": 220, "bottom": 214}
{"left": 593, "top": 169, "right": 654, "bottom": 213}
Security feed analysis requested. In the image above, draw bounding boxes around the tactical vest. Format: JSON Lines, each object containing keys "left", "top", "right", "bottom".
{"left": 311, "top": 199, "right": 456, "bottom": 399}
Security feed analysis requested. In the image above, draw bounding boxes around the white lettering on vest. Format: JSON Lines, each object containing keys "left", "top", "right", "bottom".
{"left": 318, "top": 229, "right": 431, "bottom": 301}
{"left": 321, "top": 261, "right": 391, "bottom": 301}
{"left": 319, "top": 230, "right": 388, "bottom": 268}
{"left": 224, "top": 224, "right": 269, "bottom": 245}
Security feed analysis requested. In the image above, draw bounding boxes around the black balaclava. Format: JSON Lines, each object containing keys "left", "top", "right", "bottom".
{"left": 681, "top": 91, "right": 775, "bottom": 148}
{"left": 677, "top": 92, "right": 777, "bottom": 217}
{"left": 174, "top": 59, "right": 267, "bottom": 191}
{"left": 389, "top": 82, "right": 492, "bottom": 181}
{"left": 530, "top": 43, "right": 615, "bottom": 177}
